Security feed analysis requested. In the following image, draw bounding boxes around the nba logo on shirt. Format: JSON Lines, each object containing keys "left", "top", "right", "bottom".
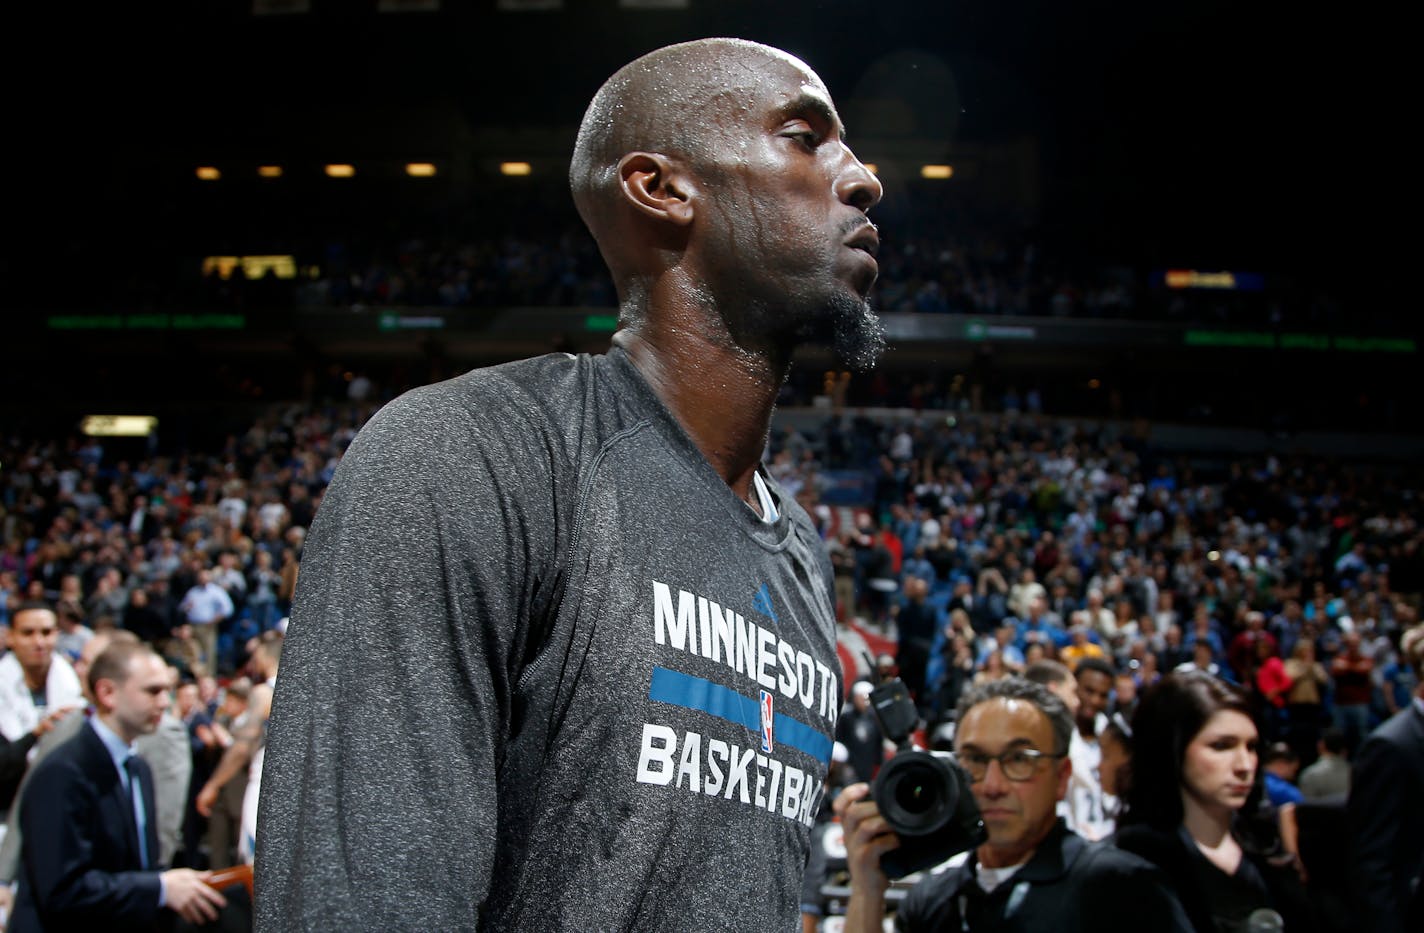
{"left": 759, "top": 689, "right": 774, "bottom": 753}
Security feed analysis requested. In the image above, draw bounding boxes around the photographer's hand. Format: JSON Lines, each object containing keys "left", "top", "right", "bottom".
{"left": 833, "top": 782, "right": 901, "bottom": 933}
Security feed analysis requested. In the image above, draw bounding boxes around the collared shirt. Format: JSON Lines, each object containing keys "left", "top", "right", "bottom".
{"left": 89, "top": 718, "right": 164, "bottom": 904}
{"left": 181, "top": 582, "right": 234, "bottom": 624}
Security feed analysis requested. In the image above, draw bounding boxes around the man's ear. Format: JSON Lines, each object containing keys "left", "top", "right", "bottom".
{"left": 93, "top": 677, "right": 117, "bottom": 713}
{"left": 617, "top": 152, "right": 695, "bottom": 227}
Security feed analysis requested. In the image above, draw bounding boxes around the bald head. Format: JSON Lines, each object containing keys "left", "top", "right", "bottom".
{"left": 571, "top": 38, "right": 817, "bottom": 226}
{"left": 572, "top": 40, "right": 826, "bottom": 298}
{"left": 570, "top": 38, "right": 883, "bottom": 367}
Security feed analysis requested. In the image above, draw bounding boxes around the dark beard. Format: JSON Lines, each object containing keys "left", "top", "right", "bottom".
{"left": 726, "top": 285, "right": 886, "bottom": 371}
{"left": 825, "top": 291, "right": 886, "bottom": 372}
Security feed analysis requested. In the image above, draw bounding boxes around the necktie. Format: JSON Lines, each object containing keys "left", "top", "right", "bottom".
{"left": 123, "top": 755, "right": 151, "bottom": 870}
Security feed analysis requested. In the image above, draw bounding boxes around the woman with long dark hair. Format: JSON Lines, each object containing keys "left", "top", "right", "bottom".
{"left": 1115, "top": 670, "right": 1314, "bottom": 933}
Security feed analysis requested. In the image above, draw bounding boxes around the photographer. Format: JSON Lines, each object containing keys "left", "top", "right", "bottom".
{"left": 835, "top": 677, "right": 1190, "bottom": 931}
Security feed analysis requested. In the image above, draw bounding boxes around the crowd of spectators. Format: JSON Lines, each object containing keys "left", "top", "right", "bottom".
{"left": 3, "top": 390, "right": 1420, "bottom": 744}
{"left": 1, "top": 378, "right": 1419, "bottom": 930}
{"left": 779, "top": 411, "right": 1420, "bottom": 931}
{"left": 0, "top": 401, "right": 378, "bottom": 682}
{"left": 197, "top": 228, "right": 1332, "bottom": 329}
{"left": 781, "top": 410, "right": 1422, "bottom": 764}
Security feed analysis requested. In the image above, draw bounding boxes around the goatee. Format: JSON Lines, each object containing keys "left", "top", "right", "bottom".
{"left": 829, "top": 293, "right": 886, "bottom": 372}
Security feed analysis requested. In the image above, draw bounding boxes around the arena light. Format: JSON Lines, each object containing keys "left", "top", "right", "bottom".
{"left": 240, "top": 255, "right": 297, "bottom": 279}
{"left": 196, "top": 166, "right": 221, "bottom": 181}
{"left": 1162, "top": 269, "right": 1264, "bottom": 292}
{"left": 257, "top": 165, "right": 284, "bottom": 178}
{"left": 203, "top": 256, "right": 241, "bottom": 279}
{"left": 201, "top": 255, "right": 298, "bottom": 280}
{"left": 1166, "top": 270, "right": 1236, "bottom": 289}
{"left": 920, "top": 164, "right": 953, "bottom": 180}
{"left": 325, "top": 163, "right": 356, "bottom": 178}
{"left": 405, "top": 162, "right": 437, "bottom": 177}
{"left": 81, "top": 415, "right": 158, "bottom": 438}
{"left": 500, "top": 161, "right": 533, "bottom": 176}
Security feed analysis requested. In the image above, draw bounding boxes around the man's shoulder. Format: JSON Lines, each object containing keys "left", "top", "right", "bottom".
{"left": 383, "top": 352, "right": 614, "bottom": 424}
{"left": 32, "top": 708, "right": 89, "bottom": 760}
{"left": 1366, "top": 702, "right": 1424, "bottom": 751}
{"left": 1071, "top": 835, "right": 1169, "bottom": 880}
{"left": 26, "top": 720, "right": 102, "bottom": 784}
{"left": 347, "top": 352, "right": 630, "bottom": 466}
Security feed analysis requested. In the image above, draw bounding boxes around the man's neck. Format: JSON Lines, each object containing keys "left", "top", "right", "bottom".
{"left": 977, "top": 840, "right": 1038, "bottom": 870}
{"left": 615, "top": 321, "right": 786, "bottom": 503}
{"left": 22, "top": 663, "right": 50, "bottom": 693}
{"left": 95, "top": 711, "right": 138, "bottom": 747}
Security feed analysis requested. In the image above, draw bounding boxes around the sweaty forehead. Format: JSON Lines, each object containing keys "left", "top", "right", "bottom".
{"left": 670, "top": 41, "right": 823, "bottom": 94}
{"left": 680, "top": 53, "right": 828, "bottom": 124}
{"left": 622, "top": 43, "right": 831, "bottom": 139}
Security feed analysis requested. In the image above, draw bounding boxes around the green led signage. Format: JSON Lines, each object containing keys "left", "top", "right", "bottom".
{"left": 47, "top": 314, "right": 246, "bottom": 331}
{"left": 1185, "top": 331, "right": 1414, "bottom": 353}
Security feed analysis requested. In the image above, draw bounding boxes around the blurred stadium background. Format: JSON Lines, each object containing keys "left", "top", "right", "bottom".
{"left": 5, "top": 0, "right": 1412, "bottom": 457}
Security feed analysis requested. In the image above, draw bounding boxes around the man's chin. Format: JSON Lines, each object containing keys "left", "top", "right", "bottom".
{"left": 773, "top": 290, "right": 885, "bottom": 370}
{"left": 829, "top": 295, "right": 886, "bottom": 372}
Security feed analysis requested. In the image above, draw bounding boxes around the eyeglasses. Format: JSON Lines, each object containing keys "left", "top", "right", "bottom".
{"left": 954, "top": 748, "right": 1063, "bottom": 782}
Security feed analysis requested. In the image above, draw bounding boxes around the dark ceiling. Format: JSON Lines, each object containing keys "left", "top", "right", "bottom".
{"left": 9, "top": 1, "right": 1392, "bottom": 304}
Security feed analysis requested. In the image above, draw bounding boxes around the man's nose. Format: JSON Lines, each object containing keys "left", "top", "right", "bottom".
{"left": 835, "top": 145, "right": 883, "bottom": 212}
{"left": 977, "top": 759, "right": 1012, "bottom": 796}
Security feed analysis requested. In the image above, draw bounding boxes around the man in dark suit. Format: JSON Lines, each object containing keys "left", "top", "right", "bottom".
{"left": 9, "top": 641, "right": 225, "bottom": 932}
{"left": 1347, "top": 622, "right": 1424, "bottom": 933}
{"left": 1, "top": 631, "right": 191, "bottom": 886}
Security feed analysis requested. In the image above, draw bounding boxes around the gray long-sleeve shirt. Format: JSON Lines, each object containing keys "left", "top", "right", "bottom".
{"left": 255, "top": 349, "right": 841, "bottom": 931}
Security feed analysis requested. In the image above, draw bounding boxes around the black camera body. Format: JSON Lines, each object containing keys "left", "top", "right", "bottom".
{"left": 867, "top": 678, "right": 986, "bottom": 878}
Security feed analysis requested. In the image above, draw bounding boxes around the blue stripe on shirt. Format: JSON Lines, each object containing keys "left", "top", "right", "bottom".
{"left": 647, "top": 666, "right": 832, "bottom": 763}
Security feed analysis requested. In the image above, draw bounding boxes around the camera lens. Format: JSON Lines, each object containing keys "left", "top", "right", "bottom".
{"left": 871, "top": 749, "right": 986, "bottom": 879}
{"left": 873, "top": 751, "right": 959, "bottom": 837}
{"left": 894, "top": 776, "right": 935, "bottom": 815}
